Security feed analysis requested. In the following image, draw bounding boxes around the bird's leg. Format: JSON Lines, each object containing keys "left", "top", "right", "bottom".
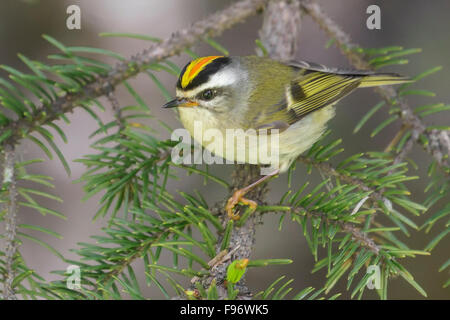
{"left": 226, "top": 169, "right": 280, "bottom": 220}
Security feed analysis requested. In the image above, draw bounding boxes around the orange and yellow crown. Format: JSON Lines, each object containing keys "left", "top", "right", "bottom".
{"left": 178, "top": 56, "right": 226, "bottom": 89}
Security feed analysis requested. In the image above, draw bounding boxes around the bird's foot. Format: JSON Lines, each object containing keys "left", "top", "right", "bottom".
{"left": 226, "top": 189, "right": 258, "bottom": 220}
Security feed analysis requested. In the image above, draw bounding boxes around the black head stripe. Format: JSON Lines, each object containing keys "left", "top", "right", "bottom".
{"left": 176, "top": 57, "right": 232, "bottom": 91}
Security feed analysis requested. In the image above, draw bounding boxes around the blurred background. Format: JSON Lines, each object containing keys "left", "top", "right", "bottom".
{"left": 0, "top": 0, "right": 449, "bottom": 299}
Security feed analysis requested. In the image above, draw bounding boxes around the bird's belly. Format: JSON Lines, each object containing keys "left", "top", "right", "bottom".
{"left": 277, "top": 105, "right": 336, "bottom": 171}
{"left": 178, "top": 106, "right": 335, "bottom": 171}
{"left": 179, "top": 108, "right": 266, "bottom": 164}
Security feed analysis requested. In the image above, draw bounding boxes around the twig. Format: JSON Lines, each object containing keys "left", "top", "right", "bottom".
{"left": 338, "top": 218, "right": 380, "bottom": 255}
{"left": 296, "top": 156, "right": 386, "bottom": 244}
{"left": 297, "top": 155, "right": 386, "bottom": 203}
{"left": 99, "top": 224, "right": 174, "bottom": 290}
{"left": 1, "top": 145, "right": 18, "bottom": 300}
{"left": 300, "top": 0, "right": 450, "bottom": 172}
{"left": 0, "top": 0, "right": 272, "bottom": 149}
{"left": 259, "top": 0, "right": 302, "bottom": 61}
{"left": 269, "top": 207, "right": 381, "bottom": 255}
{"left": 104, "top": 84, "right": 125, "bottom": 132}
{"left": 190, "top": 245, "right": 240, "bottom": 285}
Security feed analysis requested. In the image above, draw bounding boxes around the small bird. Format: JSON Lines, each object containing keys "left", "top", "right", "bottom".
{"left": 164, "top": 55, "right": 410, "bottom": 219}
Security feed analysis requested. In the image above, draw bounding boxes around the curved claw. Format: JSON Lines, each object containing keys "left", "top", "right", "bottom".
{"left": 226, "top": 189, "right": 258, "bottom": 220}
{"left": 225, "top": 169, "right": 279, "bottom": 220}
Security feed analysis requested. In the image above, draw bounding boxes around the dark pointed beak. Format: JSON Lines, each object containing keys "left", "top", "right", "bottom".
{"left": 163, "top": 98, "right": 180, "bottom": 108}
{"left": 163, "top": 98, "right": 198, "bottom": 108}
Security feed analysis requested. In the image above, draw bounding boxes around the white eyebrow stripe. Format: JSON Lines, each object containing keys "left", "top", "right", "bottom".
{"left": 208, "top": 69, "right": 238, "bottom": 87}
{"left": 177, "top": 69, "right": 238, "bottom": 97}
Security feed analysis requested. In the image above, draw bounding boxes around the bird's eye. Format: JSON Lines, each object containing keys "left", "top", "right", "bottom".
{"left": 201, "top": 89, "right": 215, "bottom": 101}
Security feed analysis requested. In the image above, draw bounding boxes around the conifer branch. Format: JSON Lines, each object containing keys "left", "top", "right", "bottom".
{"left": 259, "top": 205, "right": 381, "bottom": 255}
{"left": 105, "top": 86, "right": 125, "bottom": 132}
{"left": 290, "top": 208, "right": 380, "bottom": 255}
{"left": 1, "top": 145, "right": 18, "bottom": 300}
{"left": 300, "top": 0, "right": 450, "bottom": 172}
{"left": 297, "top": 155, "right": 386, "bottom": 204}
{"left": 99, "top": 225, "right": 174, "bottom": 289}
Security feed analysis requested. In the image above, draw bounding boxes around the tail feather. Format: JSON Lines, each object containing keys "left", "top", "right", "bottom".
{"left": 289, "top": 60, "right": 411, "bottom": 88}
{"left": 358, "top": 73, "right": 412, "bottom": 87}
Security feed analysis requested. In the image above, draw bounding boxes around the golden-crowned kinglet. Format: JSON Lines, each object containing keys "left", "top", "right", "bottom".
{"left": 164, "top": 56, "right": 410, "bottom": 219}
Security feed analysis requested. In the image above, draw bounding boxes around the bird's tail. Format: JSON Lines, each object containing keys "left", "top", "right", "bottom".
{"left": 358, "top": 73, "right": 412, "bottom": 87}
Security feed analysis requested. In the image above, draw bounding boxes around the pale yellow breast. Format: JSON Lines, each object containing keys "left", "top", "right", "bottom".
{"left": 178, "top": 105, "right": 336, "bottom": 171}
{"left": 277, "top": 105, "right": 336, "bottom": 171}
{"left": 179, "top": 107, "right": 225, "bottom": 154}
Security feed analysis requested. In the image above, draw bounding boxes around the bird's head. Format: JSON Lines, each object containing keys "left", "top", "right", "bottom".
{"left": 163, "top": 56, "right": 248, "bottom": 114}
